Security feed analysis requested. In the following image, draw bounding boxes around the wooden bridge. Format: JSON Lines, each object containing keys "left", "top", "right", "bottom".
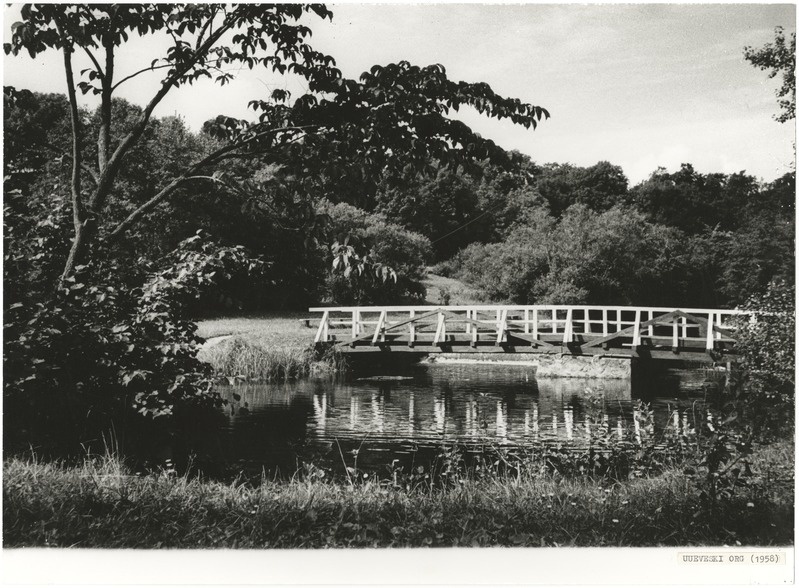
{"left": 309, "top": 305, "right": 753, "bottom": 362}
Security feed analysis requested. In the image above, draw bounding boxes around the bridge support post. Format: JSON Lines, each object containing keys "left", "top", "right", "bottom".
{"left": 352, "top": 310, "right": 360, "bottom": 339}
{"left": 706, "top": 312, "right": 715, "bottom": 350}
{"left": 632, "top": 310, "right": 641, "bottom": 348}
{"left": 563, "top": 308, "right": 573, "bottom": 344}
{"left": 314, "top": 310, "right": 330, "bottom": 343}
{"left": 672, "top": 317, "right": 679, "bottom": 352}
{"left": 496, "top": 309, "right": 507, "bottom": 345}
{"left": 434, "top": 311, "right": 446, "bottom": 345}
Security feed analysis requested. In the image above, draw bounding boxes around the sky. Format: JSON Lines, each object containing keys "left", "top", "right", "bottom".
{"left": 3, "top": 3, "right": 796, "bottom": 185}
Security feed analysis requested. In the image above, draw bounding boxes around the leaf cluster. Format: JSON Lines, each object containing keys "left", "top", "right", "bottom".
{"left": 744, "top": 26, "right": 796, "bottom": 123}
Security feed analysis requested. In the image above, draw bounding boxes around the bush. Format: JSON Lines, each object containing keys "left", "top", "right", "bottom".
{"left": 318, "top": 200, "right": 432, "bottom": 304}
{"left": 455, "top": 204, "right": 686, "bottom": 305}
{"left": 732, "top": 278, "right": 795, "bottom": 436}
{"left": 457, "top": 228, "right": 551, "bottom": 304}
{"left": 3, "top": 229, "right": 263, "bottom": 457}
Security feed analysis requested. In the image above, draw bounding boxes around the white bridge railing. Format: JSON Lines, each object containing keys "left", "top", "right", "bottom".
{"left": 309, "top": 305, "right": 752, "bottom": 352}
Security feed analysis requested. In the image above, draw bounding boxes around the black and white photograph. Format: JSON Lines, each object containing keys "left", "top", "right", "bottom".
{"left": 1, "top": 2, "right": 795, "bottom": 585}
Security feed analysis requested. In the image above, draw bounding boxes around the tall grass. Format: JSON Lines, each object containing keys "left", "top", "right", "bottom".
{"left": 195, "top": 313, "right": 346, "bottom": 381}
{"left": 198, "top": 337, "right": 346, "bottom": 382}
{"left": 4, "top": 440, "right": 793, "bottom": 548}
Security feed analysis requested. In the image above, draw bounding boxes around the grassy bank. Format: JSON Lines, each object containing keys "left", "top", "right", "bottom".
{"left": 4, "top": 441, "right": 793, "bottom": 548}
{"left": 422, "top": 272, "right": 484, "bottom": 305}
{"left": 196, "top": 312, "right": 342, "bottom": 381}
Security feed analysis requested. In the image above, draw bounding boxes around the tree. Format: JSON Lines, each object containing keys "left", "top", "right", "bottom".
{"left": 376, "top": 165, "right": 482, "bottom": 261}
{"left": 456, "top": 208, "right": 554, "bottom": 304}
{"left": 534, "top": 161, "right": 629, "bottom": 217}
{"left": 630, "top": 164, "right": 761, "bottom": 234}
{"left": 744, "top": 26, "right": 796, "bottom": 123}
{"left": 6, "top": 4, "right": 336, "bottom": 284}
{"left": 6, "top": 4, "right": 549, "bottom": 286}
{"left": 456, "top": 203, "right": 685, "bottom": 306}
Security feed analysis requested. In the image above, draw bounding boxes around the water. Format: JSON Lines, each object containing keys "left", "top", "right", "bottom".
{"left": 214, "top": 361, "right": 724, "bottom": 477}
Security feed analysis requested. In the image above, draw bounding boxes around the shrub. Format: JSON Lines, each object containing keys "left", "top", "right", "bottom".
{"left": 455, "top": 209, "right": 554, "bottom": 303}
{"left": 318, "top": 200, "right": 432, "bottom": 304}
{"left": 732, "top": 278, "right": 795, "bottom": 436}
{"left": 455, "top": 204, "right": 685, "bottom": 305}
{"left": 3, "top": 230, "right": 263, "bottom": 457}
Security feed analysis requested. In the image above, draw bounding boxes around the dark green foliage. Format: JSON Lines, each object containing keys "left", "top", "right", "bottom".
{"left": 457, "top": 205, "right": 685, "bottom": 305}
{"left": 375, "top": 160, "right": 548, "bottom": 260}
{"left": 535, "top": 160, "right": 630, "bottom": 217}
{"left": 455, "top": 210, "right": 554, "bottom": 303}
{"left": 688, "top": 210, "right": 794, "bottom": 308}
{"left": 3, "top": 228, "right": 263, "bottom": 455}
{"left": 732, "top": 279, "right": 795, "bottom": 436}
{"left": 261, "top": 61, "right": 549, "bottom": 188}
{"left": 124, "top": 233, "right": 266, "bottom": 417}
{"left": 4, "top": 4, "right": 344, "bottom": 281}
{"left": 631, "top": 164, "right": 761, "bottom": 234}
{"left": 3, "top": 90, "right": 73, "bottom": 194}
{"left": 672, "top": 172, "right": 795, "bottom": 308}
{"left": 3, "top": 190, "right": 75, "bottom": 304}
{"left": 476, "top": 172, "right": 548, "bottom": 242}
{"left": 320, "top": 201, "right": 431, "bottom": 304}
{"left": 449, "top": 163, "right": 794, "bottom": 310}
{"left": 376, "top": 166, "right": 482, "bottom": 260}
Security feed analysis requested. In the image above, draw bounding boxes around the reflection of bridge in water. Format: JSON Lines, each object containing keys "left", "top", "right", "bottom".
{"left": 248, "top": 361, "right": 707, "bottom": 449}
{"left": 308, "top": 385, "right": 697, "bottom": 447}
{"left": 221, "top": 364, "right": 714, "bottom": 474}
{"left": 310, "top": 305, "right": 751, "bottom": 363}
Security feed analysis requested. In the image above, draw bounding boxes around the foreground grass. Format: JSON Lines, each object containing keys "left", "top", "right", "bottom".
{"left": 4, "top": 442, "right": 793, "bottom": 548}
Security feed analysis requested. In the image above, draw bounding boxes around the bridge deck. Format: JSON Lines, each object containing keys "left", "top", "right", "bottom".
{"left": 309, "top": 305, "right": 752, "bottom": 362}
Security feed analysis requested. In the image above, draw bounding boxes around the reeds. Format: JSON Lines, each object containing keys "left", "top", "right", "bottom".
{"left": 197, "top": 337, "right": 345, "bottom": 382}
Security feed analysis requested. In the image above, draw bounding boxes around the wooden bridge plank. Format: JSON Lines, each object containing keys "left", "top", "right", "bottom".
{"left": 337, "top": 341, "right": 729, "bottom": 361}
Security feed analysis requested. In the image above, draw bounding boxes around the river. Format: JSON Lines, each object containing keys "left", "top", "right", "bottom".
{"left": 212, "top": 360, "right": 724, "bottom": 478}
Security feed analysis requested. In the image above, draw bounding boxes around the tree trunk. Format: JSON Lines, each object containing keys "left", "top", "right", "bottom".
{"left": 59, "top": 219, "right": 95, "bottom": 286}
